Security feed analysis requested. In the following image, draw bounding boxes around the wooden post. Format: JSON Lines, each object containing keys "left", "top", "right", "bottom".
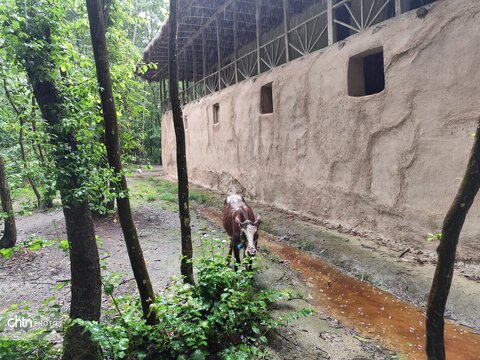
{"left": 159, "top": 80, "right": 163, "bottom": 109}
{"left": 191, "top": 44, "right": 197, "bottom": 99}
{"left": 327, "top": 0, "right": 334, "bottom": 45}
{"left": 233, "top": 0, "right": 238, "bottom": 83}
{"left": 283, "top": 0, "right": 290, "bottom": 62}
{"left": 163, "top": 78, "right": 167, "bottom": 102}
{"left": 255, "top": 0, "right": 261, "bottom": 75}
{"left": 395, "top": 0, "right": 402, "bottom": 16}
{"left": 202, "top": 29, "right": 207, "bottom": 94}
{"left": 216, "top": 13, "right": 221, "bottom": 90}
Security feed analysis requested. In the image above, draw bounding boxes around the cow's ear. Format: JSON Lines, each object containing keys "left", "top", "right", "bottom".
{"left": 235, "top": 216, "right": 242, "bottom": 227}
{"left": 254, "top": 215, "right": 261, "bottom": 226}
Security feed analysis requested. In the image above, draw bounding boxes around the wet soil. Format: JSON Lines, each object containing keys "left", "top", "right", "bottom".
{"left": 1, "top": 166, "right": 479, "bottom": 360}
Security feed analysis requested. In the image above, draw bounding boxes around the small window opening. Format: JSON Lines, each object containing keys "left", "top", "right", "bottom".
{"left": 260, "top": 83, "right": 273, "bottom": 114}
{"left": 348, "top": 48, "right": 385, "bottom": 97}
{"left": 184, "top": 115, "right": 188, "bottom": 130}
{"left": 213, "top": 103, "right": 219, "bottom": 124}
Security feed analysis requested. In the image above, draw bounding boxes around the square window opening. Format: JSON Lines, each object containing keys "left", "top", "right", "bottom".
{"left": 213, "top": 103, "right": 219, "bottom": 124}
{"left": 348, "top": 48, "right": 385, "bottom": 97}
{"left": 260, "top": 83, "right": 273, "bottom": 114}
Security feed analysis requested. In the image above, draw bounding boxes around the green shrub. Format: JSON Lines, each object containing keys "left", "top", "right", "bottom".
{"left": 74, "top": 253, "right": 291, "bottom": 359}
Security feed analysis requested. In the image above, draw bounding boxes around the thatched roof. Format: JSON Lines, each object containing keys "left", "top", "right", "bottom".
{"left": 142, "top": 0, "right": 324, "bottom": 82}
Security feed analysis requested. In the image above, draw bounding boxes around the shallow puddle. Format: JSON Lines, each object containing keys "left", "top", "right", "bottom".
{"left": 265, "top": 238, "right": 480, "bottom": 360}
{"left": 199, "top": 208, "right": 480, "bottom": 359}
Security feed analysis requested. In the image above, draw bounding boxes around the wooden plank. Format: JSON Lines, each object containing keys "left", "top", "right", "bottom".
{"left": 256, "top": 0, "right": 261, "bottom": 75}
{"left": 283, "top": 0, "right": 290, "bottom": 62}
{"left": 327, "top": 0, "right": 333, "bottom": 45}
{"left": 233, "top": 0, "right": 238, "bottom": 83}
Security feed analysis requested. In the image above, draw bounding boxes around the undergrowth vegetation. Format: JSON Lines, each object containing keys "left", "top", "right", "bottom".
{"left": 131, "top": 177, "right": 208, "bottom": 206}
{"left": 1, "top": 245, "right": 304, "bottom": 359}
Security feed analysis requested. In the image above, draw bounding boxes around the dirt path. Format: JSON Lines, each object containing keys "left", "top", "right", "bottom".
{"left": 1, "top": 167, "right": 479, "bottom": 359}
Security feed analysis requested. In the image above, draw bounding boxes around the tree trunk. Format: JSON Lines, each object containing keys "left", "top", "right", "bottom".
{"left": 2, "top": 79, "right": 42, "bottom": 208}
{"left": 19, "top": 116, "right": 42, "bottom": 208}
{"left": 61, "top": 202, "right": 102, "bottom": 360}
{"left": 86, "top": 0, "right": 158, "bottom": 325}
{"left": 22, "top": 14, "right": 102, "bottom": 357}
{"left": 29, "top": 92, "right": 54, "bottom": 208}
{"left": 0, "top": 156, "right": 17, "bottom": 249}
{"left": 30, "top": 95, "right": 46, "bottom": 167}
{"left": 426, "top": 118, "right": 480, "bottom": 359}
{"left": 169, "top": 0, "right": 195, "bottom": 285}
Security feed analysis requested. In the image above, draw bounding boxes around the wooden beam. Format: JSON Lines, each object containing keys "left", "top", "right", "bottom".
{"left": 327, "top": 0, "right": 333, "bottom": 45}
{"left": 181, "top": 0, "right": 235, "bottom": 55}
{"left": 202, "top": 29, "right": 207, "bottom": 94}
{"left": 233, "top": 0, "right": 238, "bottom": 83}
{"left": 395, "top": 0, "right": 402, "bottom": 16}
{"left": 256, "top": 0, "right": 261, "bottom": 75}
{"left": 283, "top": 0, "right": 290, "bottom": 63}
{"left": 216, "top": 13, "right": 221, "bottom": 90}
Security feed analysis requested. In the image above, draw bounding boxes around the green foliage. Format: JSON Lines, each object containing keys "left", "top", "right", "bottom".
{"left": 0, "top": 235, "right": 55, "bottom": 259}
{"left": 131, "top": 178, "right": 210, "bottom": 206}
{"left": 0, "top": 0, "right": 166, "bottom": 213}
{"left": 0, "top": 333, "right": 62, "bottom": 360}
{"left": 426, "top": 232, "right": 442, "bottom": 242}
{"left": 0, "top": 301, "right": 65, "bottom": 359}
{"left": 72, "top": 252, "right": 292, "bottom": 359}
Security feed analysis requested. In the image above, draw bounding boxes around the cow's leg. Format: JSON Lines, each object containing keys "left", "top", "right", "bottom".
{"left": 233, "top": 246, "right": 241, "bottom": 271}
{"left": 247, "top": 256, "right": 253, "bottom": 272}
{"left": 226, "top": 245, "right": 233, "bottom": 267}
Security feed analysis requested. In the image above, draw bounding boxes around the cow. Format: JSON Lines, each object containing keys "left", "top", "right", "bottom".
{"left": 222, "top": 194, "right": 261, "bottom": 271}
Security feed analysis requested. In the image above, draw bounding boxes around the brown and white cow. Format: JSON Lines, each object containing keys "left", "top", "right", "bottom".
{"left": 222, "top": 195, "right": 261, "bottom": 270}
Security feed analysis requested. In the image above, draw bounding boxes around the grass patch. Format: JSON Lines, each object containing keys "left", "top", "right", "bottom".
{"left": 130, "top": 176, "right": 211, "bottom": 206}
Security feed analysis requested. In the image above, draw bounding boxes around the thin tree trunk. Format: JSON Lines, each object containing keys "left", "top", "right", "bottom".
{"left": 30, "top": 95, "right": 46, "bottom": 166}
{"left": 19, "top": 116, "right": 42, "bottom": 208}
{"left": 86, "top": 0, "right": 158, "bottom": 325}
{"left": 426, "top": 118, "right": 480, "bottom": 359}
{"left": 0, "top": 155, "right": 17, "bottom": 249}
{"left": 2, "top": 79, "right": 42, "bottom": 208}
{"left": 169, "top": 0, "right": 195, "bottom": 285}
{"left": 30, "top": 94, "right": 54, "bottom": 208}
{"left": 22, "top": 11, "right": 102, "bottom": 357}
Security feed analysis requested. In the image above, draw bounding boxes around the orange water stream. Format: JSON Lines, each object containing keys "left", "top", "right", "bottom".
{"left": 200, "top": 208, "right": 480, "bottom": 359}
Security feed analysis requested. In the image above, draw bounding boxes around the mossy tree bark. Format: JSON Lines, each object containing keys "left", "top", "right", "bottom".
{"left": 20, "top": 10, "right": 102, "bottom": 358}
{"left": 426, "top": 118, "right": 480, "bottom": 359}
{"left": 0, "top": 155, "right": 17, "bottom": 249}
{"left": 168, "top": 0, "right": 195, "bottom": 285}
{"left": 86, "top": 0, "right": 158, "bottom": 324}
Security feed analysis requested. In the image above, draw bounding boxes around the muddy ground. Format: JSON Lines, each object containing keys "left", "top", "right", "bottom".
{"left": 1, "top": 167, "right": 479, "bottom": 359}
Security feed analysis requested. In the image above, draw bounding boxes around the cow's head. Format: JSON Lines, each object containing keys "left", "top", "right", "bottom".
{"left": 235, "top": 215, "right": 261, "bottom": 256}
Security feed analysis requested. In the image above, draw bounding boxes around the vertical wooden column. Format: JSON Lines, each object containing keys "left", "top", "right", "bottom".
{"left": 163, "top": 78, "right": 167, "bottom": 102}
{"left": 181, "top": 51, "right": 186, "bottom": 104}
{"left": 327, "top": 0, "right": 334, "bottom": 45}
{"left": 216, "top": 14, "right": 222, "bottom": 90}
{"left": 159, "top": 79, "right": 163, "bottom": 110}
{"left": 395, "top": 0, "right": 402, "bottom": 16}
{"left": 202, "top": 29, "right": 207, "bottom": 94}
{"left": 233, "top": 0, "right": 238, "bottom": 83}
{"left": 255, "top": 0, "right": 261, "bottom": 75}
{"left": 282, "top": 0, "right": 290, "bottom": 63}
{"left": 191, "top": 43, "right": 197, "bottom": 99}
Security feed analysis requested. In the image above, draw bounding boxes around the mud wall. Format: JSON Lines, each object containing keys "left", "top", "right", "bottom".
{"left": 162, "top": 0, "right": 480, "bottom": 251}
